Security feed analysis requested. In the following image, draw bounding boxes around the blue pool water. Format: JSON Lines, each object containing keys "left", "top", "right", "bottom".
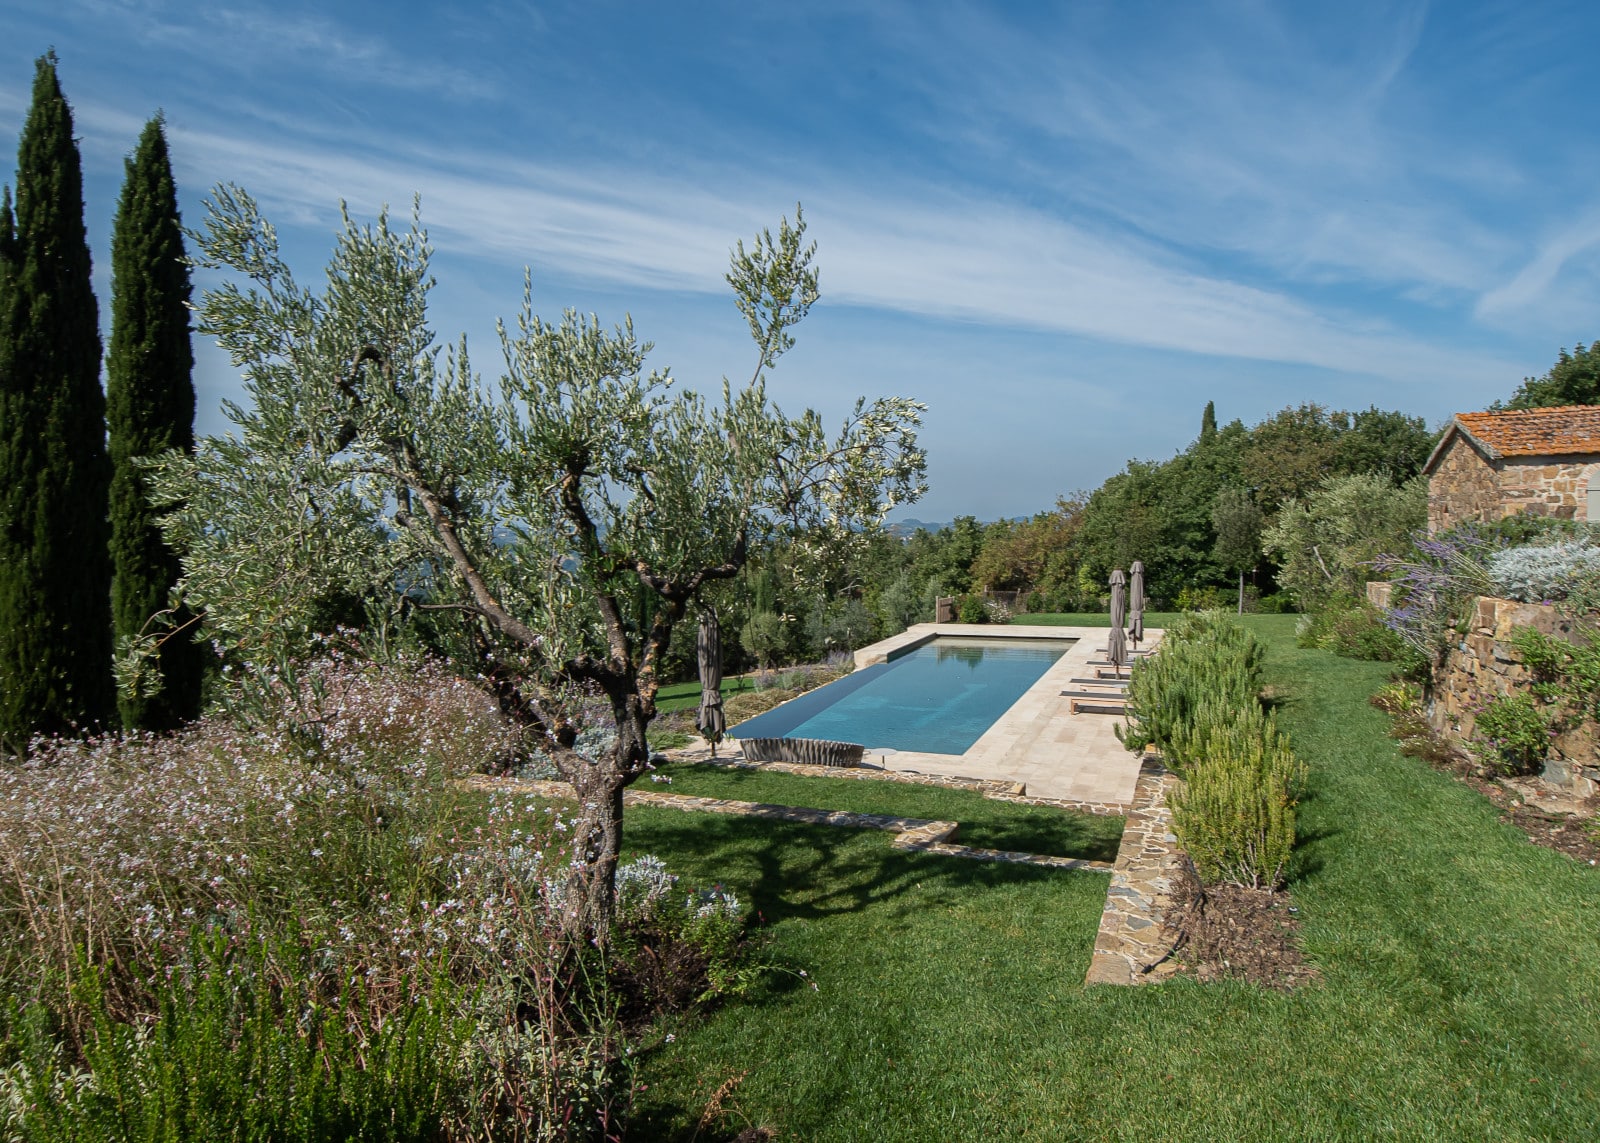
{"left": 730, "top": 636, "right": 1072, "bottom": 755}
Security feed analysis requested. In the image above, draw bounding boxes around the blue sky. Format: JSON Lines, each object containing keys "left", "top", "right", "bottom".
{"left": 4, "top": 1, "right": 1600, "bottom": 521}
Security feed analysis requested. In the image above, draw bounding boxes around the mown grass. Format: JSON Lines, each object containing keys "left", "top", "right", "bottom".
{"left": 1013, "top": 610, "right": 1188, "bottom": 628}
{"left": 654, "top": 676, "right": 762, "bottom": 714}
{"left": 647, "top": 760, "right": 1125, "bottom": 861}
{"left": 620, "top": 614, "right": 1600, "bottom": 1141}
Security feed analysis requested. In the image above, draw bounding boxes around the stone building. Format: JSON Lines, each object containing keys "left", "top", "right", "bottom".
{"left": 1423, "top": 405, "right": 1600, "bottom": 533}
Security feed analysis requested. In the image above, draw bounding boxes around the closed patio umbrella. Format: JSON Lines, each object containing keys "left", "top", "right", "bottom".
{"left": 696, "top": 610, "right": 726, "bottom": 758}
{"left": 1128, "top": 560, "right": 1146, "bottom": 650}
{"left": 1107, "top": 569, "right": 1128, "bottom": 674}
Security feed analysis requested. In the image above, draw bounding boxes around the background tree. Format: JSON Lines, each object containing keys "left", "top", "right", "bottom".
{"left": 1200, "top": 399, "right": 1218, "bottom": 444}
{"left": 1261, "top": 473, "right": 1426, "bottom": 611}
{"left": 149, "top": 190, "right": 926, "bottom": 934}
{"left": 0, "top": 54, "right": 115, "bottom": 755}
{"left": 1502, "top": 341, "right": 1600, "bottom": 409}
{"left": 1211, "top": 487, "right": 1263, "bottom": 613}
{"left": 107, "top": 115, "right": 204, "bottom": 730}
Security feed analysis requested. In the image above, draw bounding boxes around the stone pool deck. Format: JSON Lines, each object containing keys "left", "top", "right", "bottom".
{"left": 782, "top": 622, "right": 1161, "bottom": 808}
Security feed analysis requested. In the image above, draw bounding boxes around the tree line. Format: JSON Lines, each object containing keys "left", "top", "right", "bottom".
{"left": 705, "top": 398, "right": 1437, "bottom": 673}
{"left": 0, "top": 54, "right": 199, "bottom": 756}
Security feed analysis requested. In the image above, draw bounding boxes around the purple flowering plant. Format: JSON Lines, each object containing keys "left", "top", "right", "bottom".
{"left": 1369, "top": 523, "right": 1500, "bottom": 668}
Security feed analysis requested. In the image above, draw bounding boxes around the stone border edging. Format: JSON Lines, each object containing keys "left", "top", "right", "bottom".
{"left": 1084, "top": 755, "right": 1192, "bottom": 986}
{"left": 463, "top": 774, "right": 1113, "bottom": 873}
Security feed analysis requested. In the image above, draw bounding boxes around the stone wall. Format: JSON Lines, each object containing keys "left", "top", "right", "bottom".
{"left": 1427, "top": 595, "right": 1600, "bottom": 799}
{"left": 1427, "top": 434, "right": 1600, "bottom": 533}
{"left": 1495, "top": 454, "right": 1600, "bottom": 520}
{"left": 1427, "top": 434, "right": 1503, "bottom": 533}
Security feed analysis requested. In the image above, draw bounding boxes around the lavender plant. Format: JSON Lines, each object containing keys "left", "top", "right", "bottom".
{"left": 1371, "top": 525, "right": 1499, "bottom": 666}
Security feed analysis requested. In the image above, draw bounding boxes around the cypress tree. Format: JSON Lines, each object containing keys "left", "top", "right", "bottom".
{"left": 1200, "top": 400, "right": 1218, "bottom": 444}
{"left": 0, "top": 54, "right": 116, "bottom": 755}
{"left": 107, "top": 115, "right": 202, "bottom": 729}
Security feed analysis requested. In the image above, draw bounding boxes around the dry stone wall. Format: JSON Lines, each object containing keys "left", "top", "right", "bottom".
{"left": 1427, "top": 595, "right": 1600, "bottom": 799}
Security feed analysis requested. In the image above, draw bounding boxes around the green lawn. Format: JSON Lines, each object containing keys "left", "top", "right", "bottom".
{"left": 647, "top": 760, "right": 1125, "bottom": 861}
{"left": 619, "top": 614, "right": 1600, "bottom": 1141}
{"left": 654, "top": 675, "right": 762, "bottom": 714}
{"left": 1013, "top": 609, "right": 1189, "bottom": 628}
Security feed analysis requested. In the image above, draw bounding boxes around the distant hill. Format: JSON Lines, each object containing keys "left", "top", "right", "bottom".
{"left": 885, "top": 516, "right": 1029, "bottom": 538}
{"left": 886, "top": 518, "right": 948, "bottom": 537}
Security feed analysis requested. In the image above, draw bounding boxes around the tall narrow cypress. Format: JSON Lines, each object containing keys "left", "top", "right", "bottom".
{"left": 107, "top": 116, "right": 202, "bottom": 729}
{"left": 0, "top": 54, "right": 116, "bottom": 754}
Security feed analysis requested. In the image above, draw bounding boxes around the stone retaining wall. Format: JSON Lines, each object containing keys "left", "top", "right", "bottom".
{"left": 1427, "top": 595, "right": 1600, "bottom": 799}
{"left": 1084, "top": 756, "right": 1189, "bottom": 985}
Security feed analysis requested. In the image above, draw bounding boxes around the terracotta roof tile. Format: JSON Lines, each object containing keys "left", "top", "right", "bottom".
{"left": 1453, "top": 406, "right": 1600, "bottom": 459}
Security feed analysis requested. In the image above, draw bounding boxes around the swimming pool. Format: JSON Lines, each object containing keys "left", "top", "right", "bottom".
{"left": 730, "top": 636, "right": 1073, "bottom": 755}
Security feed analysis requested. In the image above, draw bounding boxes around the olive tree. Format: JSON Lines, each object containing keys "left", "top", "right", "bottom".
{"left": 147, "top": 188, "right": 926, "bottom": 935}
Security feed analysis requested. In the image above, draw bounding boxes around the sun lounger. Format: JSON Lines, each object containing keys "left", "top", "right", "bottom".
{"left": 1061, "top": 689, "right": 1129, "bottom": 715}
{"left": 1069, "top": 677, "right": 1127, "bottom": 688}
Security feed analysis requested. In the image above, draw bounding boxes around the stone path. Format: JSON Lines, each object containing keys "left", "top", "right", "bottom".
{"left": 466, "top": 773, "right": 1113, "bottom": 873}
{"left": 670, "top": 748, "right": 1130, "bottom": 817}
{"left": 1084, "top": 756, "right": 1190, "bottom": 986}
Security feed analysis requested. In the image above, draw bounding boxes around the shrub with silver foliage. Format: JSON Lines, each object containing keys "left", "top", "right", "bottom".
{"left": 1487, "top": 540, "right": 1600, "bottom": 602}
{"left": 613, "top": 854, "right": 677, "bottom": 923}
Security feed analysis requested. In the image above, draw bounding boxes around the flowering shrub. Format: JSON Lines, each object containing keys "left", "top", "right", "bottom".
{"left": 0, "top": 654, "right": 643, "bottom": 1140}
{"left": 606, "top": 859, "right": 764, "bottom": 1022}
{"left": 1295, "top": 594, "right": 1420, "bottom": 667}
{"left": 614, "top": 854, "right": 679, "bottom": 922}
{"left": 1372, "top": 525, "right": 1499, "bottom": 667}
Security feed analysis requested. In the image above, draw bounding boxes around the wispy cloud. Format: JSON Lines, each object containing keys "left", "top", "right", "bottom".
{"left": 124, "top": 107, "right": 1518, "bottom": 389}
{"left": 21, "top": 0, "right": 500, "bottom": 101}
{"left": 1476, "top": 208, "right": 1600, "bottom": 327}
{"left": 849, "top": 0, "right": 1520, "bottom": 302}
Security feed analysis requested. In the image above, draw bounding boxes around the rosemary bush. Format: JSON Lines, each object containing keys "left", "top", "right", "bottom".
{"left": 1167, "top": 714, "right": 1305, "bottom": 890}
{"left": 1117, "top": 610, "right": 1263, "bottom": 765}
{"left": 1119, "top": 610, "right": 1303, "bottom": 889}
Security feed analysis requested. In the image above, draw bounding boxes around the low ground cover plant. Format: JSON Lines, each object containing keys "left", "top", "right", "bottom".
{"left": 1469, "top": 692, "right": 1552, "bottom": 776}
{"left": 1487, "top": 537, "right": 1600, "bottom": 603}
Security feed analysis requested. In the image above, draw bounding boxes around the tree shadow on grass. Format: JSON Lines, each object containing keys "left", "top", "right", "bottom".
{"left": 653, "top": 764, "right": 1125, "bottom": 863}
{"left": 622, "top": 809, "right": 1076, "bottom": 927}
{"left": 619, "top": 812, "right": 1098, "bottom": 1142}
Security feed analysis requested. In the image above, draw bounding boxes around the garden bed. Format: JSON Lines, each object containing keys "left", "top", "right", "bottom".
{"left": 1371, "top": 686, "right": 1600, "bottom": 865}
{"left": 1170, "top": 868, "right": 1318, "bottom": 990}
